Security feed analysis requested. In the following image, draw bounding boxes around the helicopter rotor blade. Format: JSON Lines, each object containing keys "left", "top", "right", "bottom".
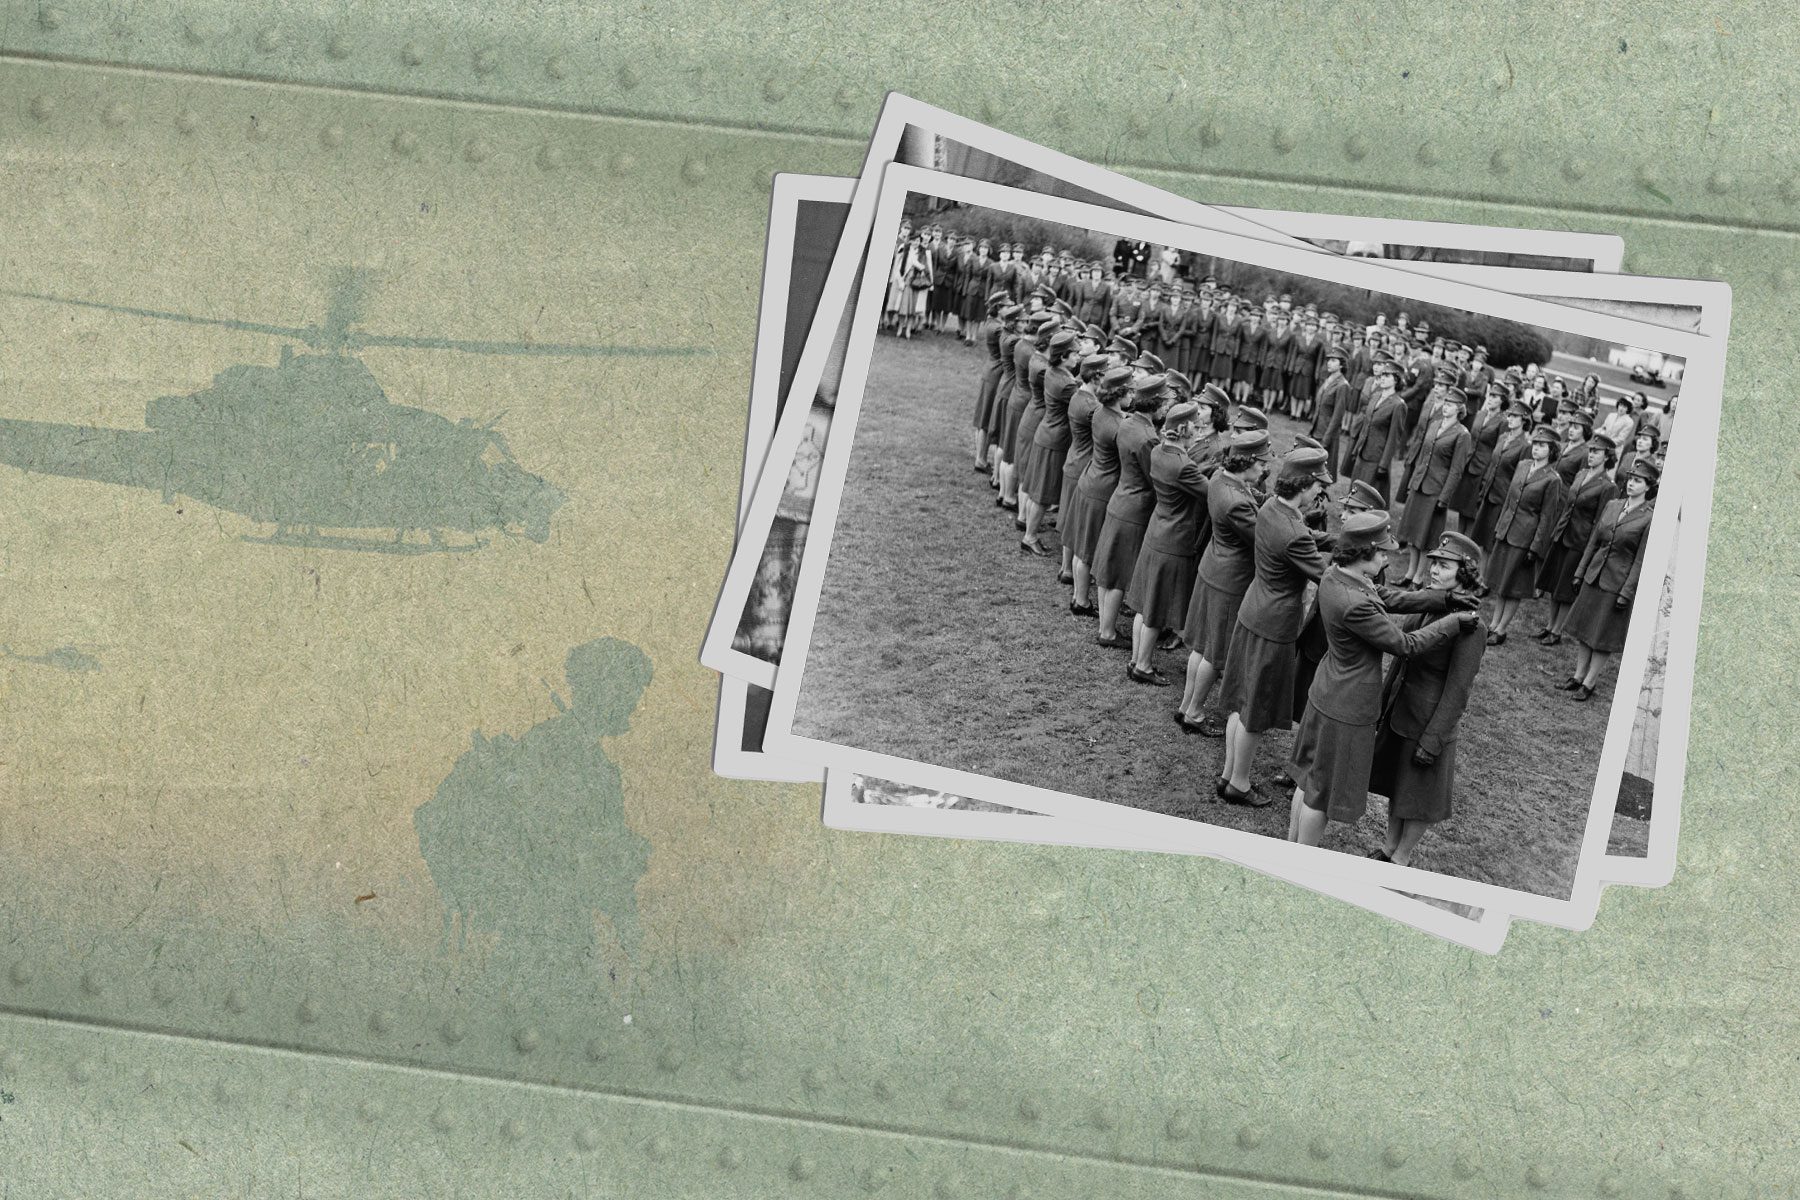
{"left": 348, "top": 331, "right": 708, "bottom": 358}
{"left": 0, "top": 288, "right": 318, "bottom": 344}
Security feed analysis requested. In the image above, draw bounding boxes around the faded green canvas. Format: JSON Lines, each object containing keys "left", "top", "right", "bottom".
{"left": 0, "top": 3, "right": 1790, "bottom": 1197}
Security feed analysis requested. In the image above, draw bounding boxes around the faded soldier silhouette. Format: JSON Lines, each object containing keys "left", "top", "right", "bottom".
{"left": 414, "top": 638, "right": 654, "bottom": 974}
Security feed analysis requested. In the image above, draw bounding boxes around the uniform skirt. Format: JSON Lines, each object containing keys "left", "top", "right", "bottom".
{"left": 1015, "top": 404, "right": 1046, "bottom": 481}
{"left": 1446, "top": 469, "right": 1484, "bottom": 517}
{"left": 973, "top": 363, "right": 1003, "bottom": 432}
{"left": 1288, "top": 706, "right": 1378, "bottom": 823}
{"left": 1397, "top": 488, "right": 1447, "bottom": 547}
{"left": 1209, "top": 347, "right": 1235, "bottom": 380}
{"left": 1349, "top": 456, "right": 1387, "bottom": 490}
{"left": 1368, "top": 727, "right": 1457, "bottom": 823}
{"left": 1068, "top": 480, "right": 1119, "bottom": 564}
{"left": 1059, "top": 451, "right": 1092, "bottom": 518}
{"left": 1216, "top": 624, "right": 1298, "bottom": 735}
{"left": 1181, "top": 579, "right": 1246, "bottom": 665}
{"left": 1125, "top": 547, "right": 1198, "bottom": 630}
{"left": 1023, "top": 440, "right": 1069, "bottom": 507}
{"left": 1469, "top": 496, "right": 1504, "bottom": 551}
{"left": 1091, "top": 513, "right": 1149, "bottom": 591}
{"left": 1233, "top": 354, "right": 1259, "bottom": 387}
{"left": 1258, "top": 359, "right": 1285, "bottom": 391}
{"left": 1534, "top": 541, "right": 1585, "bottom": 604}
{"left": 1287, "top": 368, "right": 1315, "bottom": 403}
{"left": 1000, "top": 387, "right": 1031, "bottom": 464}
{"left": 1290, "top": 650, "right": 1322, "bottom": 724}
{"left": 1486, "top": 541, "right": 1539, "bottom": 601}
{"left": 1566, "top": 583, "right": 1633, "bottom": 653}
{"left": 987, "top": 378, "right": 1013, "bottom": 443}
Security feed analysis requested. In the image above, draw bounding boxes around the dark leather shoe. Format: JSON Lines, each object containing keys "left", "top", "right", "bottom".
{"left": 1057, "top": 571, "right": 1075, "bottom": 585}
{"left": 1220, "top": 780, "right": 1272, "bottom": 807}
{"left": 1173, "top": 712, "right": 1207, "bottom": 735}
{"left": 1019, "top": 539, "right": 1051, "bottom": 557}
{"left": 1095, "top": 634, "right": 1129, "bottom": 650}
{"left": 1197, "top": 714, "right": 1228, "bottom": 738}
{"left": 1485, "top": 630, "right": 1506, "bottom": 647}
{"left": 1366, "top": 849, "right": 1392, "bottom": 862}
{"left": 1126, "top": 664, "right": 1170, "bottom": 687}
{"left": 1069, "top": 600, "right": 1099, "bottom": 618}
{"left": 1556, "top": 677, "right": 1583, "bottom": 691}
{"left": 1572, "top": 684, "right": 1595, "bottom": 702}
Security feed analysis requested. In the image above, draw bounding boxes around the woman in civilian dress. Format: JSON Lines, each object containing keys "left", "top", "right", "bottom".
{"left": 1533, "top": 433, "right": 1619, "bottom": 645}
{"left": 1365, "top": 532, "right": 1489, "bottom": 864}
{"left": 1021, "top": 330, "right": 1083, "bottom": 556}
{"left": 1175, "top": 428, "right": 1272, "bottom": 735}
{"left": 1482, "top": 424, "right": 1567, "bottom": 645}
{"left": 1214, "top": 447, "right": 1335, "bottom": 805}
{"left": 1091, "top": 374, "right": 1168, "bottom": 647}
{"left": 1289, "top": 513, "right": 1477, "bottom": 848}
{"left": 1058, "top": 352, "right": 1110, "bottom": 584}
{"left": 1125, "top": 402, "right": 1210, "bottom": 685}
{"left": 1557, "top": 459, "right": 1659, "bottom": 701}
{"left": 1067, "top": 365, "right": 1135, "bottom": 617}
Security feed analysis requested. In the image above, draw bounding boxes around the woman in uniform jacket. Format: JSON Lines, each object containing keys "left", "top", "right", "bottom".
{"left": 957, "top": 241, "right": 993, "bottom": 343}
{"left": 1283, "top": 479, "right": 1384, "bottom": 745}
{"left": 1310, "top": 345, "right": 1352, "bottom": 470}
{"left": 1020, "top": 330, "right": 1084, "bottom": 555}
{"left": 1289, "top": 511, "right": 1477, "bottom": 847}
{"left": 1285, "top": 317, "right": 1318, "bottom": 421}
{"left": 972, "top": 295, "right": 1015, "bottom": 474}
{"left": 1175, "top": 428, "right": 1273, "bottom": 735}
{"left": 1348, "top": 358, "right": 1407, "bottom": 497}
{"left": 1234, "top": 309, "right": 1266, "bottom": 407}
{"left": 1614, "top": 425, "right": 1661, "bottom": 492}
{"left": 1058, "top": 352, "right": 1110, "bottom": 583}
{"left": 1553, "top": 410, "right": 1593, "bottom": 488}
{"left": 1470, "top": 400, "right": 1532, "bottom": 562}
{"left": 1259, "top": 312, "right": 1293, "bottom": 413}
{"left": 1125, "top": 402, "right": 1211, "bottom": 686}
{"left": 999, "top": 314, "right": 1056, "bottom": 514}
{"left": 987, "top": 306, "right": 1028, "bottom": 490}
{"left": 1209, "top": 301, "right": 1242, "bottom": 401}
{"left": 1366, "top": 532, "right": 1489, "bottom": 864}
{"left": 1068, "top": 365, "right": 1135, "bottom": 617}
{"left": 1558, "top": 458, "right": 1659, "bottom": 701}
{"left": 1534, "top": 433, "right": 1619, "bottom": 645}
{"left": 1091, "top": 374, "right": 1168, "bottom": 647}
{"left": 1215, "top": 447, "right": 1335, "bottom": 805}
{"left": 1447, "top": 380, "right": 1507, "bottom": 526}
{"left": 1395, "top": 387, "right": 1474, "bottom": 586}
{"left": 1482, "top": 424, "right": 1568, "bottom": 646}
{"left": 1178, "top": 294, "right": 1209, "bottom": 381}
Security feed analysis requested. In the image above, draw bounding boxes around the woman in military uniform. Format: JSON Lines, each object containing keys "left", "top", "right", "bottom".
{"left": 1348, "top": 356, "right": 1407, "bottom": 495}
{"left": 1234, "top": 308, "right": 1266, "bottom": 407}
{"left": 1448, "top": 380, "right": 1507, "bottom": 528}
{"left": 1534, "top": 433, "right": 1619, "bottom": 646}
{"left": 972, "top": 295, "right": 1015, "bottom": 473}
{"left": 1175, "top": 430, "right": 1272, "bottom": 734}
{"left": 1470, "top": 399, "right": 1533, "bottom": 562}
{"left": 1394, "top": 387, "right": 1473, "bottom": 586}
{"left": 1558, "top": 459, "right": 1659, "bottom": 701}
{"left": 1614, "top": 424, "right": 1661, "bottom": 491}
{"left": 1125, "top": 402, "right": 1210, "bottom": 686}
{"left": 1482, "top": 424, "right": 1567, "bottom": 646}
{"left": 999, "top": 313, "right": 1055, "bottom": 514}
{"left": 1259, "top": 311, "right": 1293, "bottom": 413}
{"left": 1289, "top": 512, "right": 1476, "bottom": 847}
{"left": 1091, "top": 374, "right": 1167, "bottom": 647}
{"left": 1066, "top": 365, "right": 1135, "bottom": 617}
{"left": 1058, "top": 352, "right": 1110, "bottom": 583}
{"left": 1366, "top": 532, "right": 1488, "bottom": 865}
{"left": 1209, "top": 300, "right": 1242, "bottom": 401}
{"left": 1215, "top": 447, "right": 1334, "bottom": 805}
{"left": 1021, "top": 330, "right": 1083, "bottom": 555}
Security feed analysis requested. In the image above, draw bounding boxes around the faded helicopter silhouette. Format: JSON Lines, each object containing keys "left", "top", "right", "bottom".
{"left": 1, "top": 643, "right": 105, "bottom": 673}
{"left": 0, "top": 269, "right": 705, "bottom": 554}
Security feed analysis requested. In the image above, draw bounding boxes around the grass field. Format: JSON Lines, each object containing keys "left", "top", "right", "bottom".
{"left": 794, "top": 334, "right": 1642, "bottom": 900}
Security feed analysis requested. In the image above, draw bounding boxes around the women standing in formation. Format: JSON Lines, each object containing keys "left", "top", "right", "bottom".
{"left": 1481, "top": 424, "right": 1566, "bottom": 645}
{"left": 1215, "top": 446, "right": 1334, "bottom": 806}
{"left": 1348, "top": 355, "right": 1407, "bottom": 497}
{"left": 1057, "top": 352, "right": 1110, "bottom": 583}
{"left": 1020, "top": 329, "right": 1084, "bottom": 556}
{"left": 1126, "top": 402, "right": 1211, "bottom": 685}
{"left": 1066, "top": 365, "right": 1136, "bottom": 618}
{"left": 1558, "top": 459, "right": 1659, "bottom": 701}
{"left": 1288, "top": 512, "right": 1479, "bottom": 847}
{"left": 1614, "top": 425, "right": 1660, "bottom": 490}
{"left": 1393, "top": 387, "right": 1473, "bottom": 587}
{"left": 971, "top": 295, "right": 1016, "bottom": 472}
{"left": 1091, "top": 374, "right": 1167, "bottom": 648}
{"left": 1446, "top": 380, "right": 1507, "bottom": 534}
{"left": 1365, "top": 532, "right": 1489, "bottom": 865}
{"left": 1469, "top": 399, "right": 1533, "bottom": 579}
{"left": 1533, "top": 433, "right": 1619, "bottom": 646}
{"left": 955, "top": 241, "right": 994, "bottom": 345}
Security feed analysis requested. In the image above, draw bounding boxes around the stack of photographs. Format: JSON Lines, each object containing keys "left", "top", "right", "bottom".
{"left": 705, "top": 94, "right": 1728, "bottom": 952}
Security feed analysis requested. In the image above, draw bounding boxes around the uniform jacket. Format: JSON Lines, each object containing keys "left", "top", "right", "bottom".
{"left": 1196, "top": 471, "right": 1260, "bottom": 594}
{"left": 1347, "top": 345, "right": 1374, "bottom": 394}
{"left": 1553, "top": 440, "right": 1588, "bottom": 488}
{"left": 1034, "top": 366, "right": 1078, "bottom": 449}
{"left": 1240, "top": 323, "right": 1268, "bottom": 369}
{"left": 1265, "top": 326, "right": 1294, "bottom": 373}
{"left": 1312, "top": 373, "right": 1351, "bottom": 444}
{"left": 1553, "top": 466, "right": 1618, "bottom": 551}
{"left": 1141, "top": 441, "right": 1211, "bottom": 555}
{"left": 1104, "top": 414, "right": 1161, "bottom": 523}
{"left": 1380, "top": 615, "right": 1487, "bottom": 754}
{"left": 1307, "top": 568, "right": 1466, "bottom": 726}
{"left": 1065, "top": 385, "right": 1098, "bottom": 465}
{"left": 1077, "top": 405, "right": 1124, "bottom": 500}
{"left": 1401, "top": 415, "right": 1474, "bottom": 500}
{"left": 1010, "top": 337, "right": 1035, "bottom": 404}
{"left": 1211, "top": 312, "right": 1241, "bottom": 359}
{"left": 1289, "top": 332, "right": 1321, "bottom": 380}
{"left": 1457, "top": 408, "right": 1505, "bottom": 496}
{"left": 1478, "top": 428, "right": 1528, "bottom": 508}
{"left": 1236, "top": 498, "right": 1328, "bottom": 643}
{"left": 1110, "top": 291, "right": 1144, "bottom": 332}
{"left": 1492, "top": 460, "right": 1567, "bottom": 557}
{"left": 1575, "top": 498, "right": 1655, "bottom": 603}
{"left": 1351, "top": 391, "right": 1407, "bottom": 468}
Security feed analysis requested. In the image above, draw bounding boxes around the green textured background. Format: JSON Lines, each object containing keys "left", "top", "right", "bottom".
{"left": 0, "top": 4, "right": 1791, "bottom": 1196}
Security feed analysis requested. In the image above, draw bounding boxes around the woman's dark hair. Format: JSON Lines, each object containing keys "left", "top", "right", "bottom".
{"left": 1220, "top": 450, "right": 1260, "bottom": 474}
{"left": 1332, "top": 543, "right": 1380, "bottom": 567}
{"left": 1452, "top": 560, "right": 1483, "bottom": 593}
{"left": 1097, "top": 381, "right": 1128, "bottom": 408}
{"left": 1194, "top": 400, "right": 1230, "bottom": 434}
{"left": 1273, "top": 471, "right": 1316, "bottom": 500}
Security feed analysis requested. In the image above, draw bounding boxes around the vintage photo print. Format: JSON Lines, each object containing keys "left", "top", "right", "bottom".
{"left": 764, "top": 167, "right": 1723, "bottom": 926}
{"left": 701, "top": 93, "right": 1625, "bottom": 692}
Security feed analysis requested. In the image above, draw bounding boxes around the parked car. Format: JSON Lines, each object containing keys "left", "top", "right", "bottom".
{"left": 1629, "top": 363, "right": 1666, "bottom": 387}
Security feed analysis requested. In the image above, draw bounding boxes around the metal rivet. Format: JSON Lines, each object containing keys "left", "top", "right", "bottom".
{"left": 1416, "top": 142, "right": 1440, "bottom": 167}
{"left": 7, "top": 962, "right": 32, "bottom": 986}
{"left": 536, "top": 145, "right": 563, "bottom": 170}
{"left": 500, "top": 1118, "right": 525, "bottom": 1142}
{"left": 1344, "top": 134, "right": 1369, "bottom": 162}
{"left": 101, "top": 103, "right": 130, "bottom": 129}
{"left": 38, "top": 7, "right": 65, "bottom": 31}
{"left": 392, "top": 129, "right": 419, "bottom": 156}
{"left": 943, "top": 1085, "right": 968, "bottom": 1111}
{"left": 872, "top": 1079, "right": 895, "bottom": 1101}
{"left": 790, "top": 1156, "right": 816, "bottom": 1181}
{"left": 513, "top": 1027, "right": 539, "bottom": 1053}
{"left": 320, "top": 125, "right": 346, "bottom": 149}
{"left": 464, "top": 139, "right": 493, "bottom": 163}
{"left": 327, "top": 34, "right": 353, "bottom": 60}
{"left": 645, "top": 1134, "right": 671, "bottom": 1161}
{"left": 1271, "top": 127, "right": 1297, "bottom": 153}
{"left": 255, "top": 28, "right": 281, "bottom": 53}
{"left": 801, "top": 1066, "right": 826, "bottom": 1091}
{"left": 1489, "top": 148, "right": 1514, "bottom": 175}
{"left": 1164, "top": 1112, "right": 1191, "bottom": 1141}
{"left": 575, "top": 1126, "right": 600, "bottom": 1152}
{"left": 618, "top": 63, "right": 640, "bottom": 90}
{"left": 71, "top": 1058, "right": 96, "bottom": 1084}
{"left": 1527, "top": 1164, "right": 1552, "bottom": 1189}
{"left": 835, "top": 86, "right": 857, "bottom": 109}
{"left": 430, "top": 1107, "right": 456, "bottom": 1132}
{"left": 1598, "top": 1175, "right": 1623, "bottom": 1197}
{"left": 1017, "top": 1096, "right": 1041, "bottom": 1122}
{"left": 401, "top": 42, "right": 425, "bottom": 67}
{"left": 1382, "top": 1145, "right": 1408, "bottom": 1169}
{"left": 296, "top": 997, "right": 319, "bottom": 1024}
{"left": 681, "top": 159, "right": 707, "bottom": 185}
{"left": 473, "top": 47, "right": 499, "bottom": 75}
{"left": 717, "top": 1146, "right": 743, "bottom": 1171}
{"left": 80, "top": 969, "right": 105, "bottom": 995}
{"left": 546, "top": 55, "right": 567, "bottom": 80}
{"left": 656, "top": 1047, "right": 685, "bottom": 1073}
{"left": 859, "top": 1165, "right": 893, "bottom": 1193}
{"left": 1562, "top": 157, "right": 1588, "bottom": 182}
{"left": 369, "top": 1009, "right": 393, "bottom": 1034}
{"left": 356, "top": 1100, "right": 383, "bottom": 1124}
{"left": 27, "top": 96, "right": 53, "bottom": 121}
{"left": 1706, "top": 171, "right": 1734, "bottom": 194}
{"left": 763, "top": 79, "right": 788, "bottom": 103}
{"left": 224, "top": 988, "right": 248, "bottom": 1014}
{"left": 1307, "top": 1136, "right": 1331, "bottom": 1160}
{"left": 1197, "top": 121, "right": 1221, "bottom": 148}
{"left": 440, "top": 1018, "right": 466, "bottom": 1044}
{"left": 933, "top": 1172, "right": 964, "bottom": 1198}
{"left": 1236, "top": 1124, "right": 1264, "bottom": 1149}
{"left": 1089, "top": 1103, "right": 1118, "bottom": 1131}
{"left": 1453, "top": 1155, "right": 1479, "bottom": 1180}
{"left": 609, "top": 152, "right": 637, "bottom": 176}
{"left": 175, "top": 109, "right": 199, "bottom": 134}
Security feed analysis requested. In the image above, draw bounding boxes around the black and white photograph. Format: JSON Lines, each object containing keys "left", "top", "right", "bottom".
{"left": 764, "top": 166, "right": 1722, "bottom": 924}
{"left": 702, "top": 93, "right": 1624, "bottom": 692}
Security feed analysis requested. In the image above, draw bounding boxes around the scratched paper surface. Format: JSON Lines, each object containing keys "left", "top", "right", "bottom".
{"left": 0, "top": 7, "right": 1789, "bottom": 1199}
